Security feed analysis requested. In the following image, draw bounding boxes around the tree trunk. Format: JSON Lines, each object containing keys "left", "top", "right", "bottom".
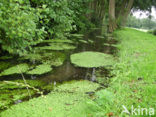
{"left": 121, "top": 0, "right": 134, "bottom": 26}
{"left": 109, "top": 0, "right": 117, "bottom": 33}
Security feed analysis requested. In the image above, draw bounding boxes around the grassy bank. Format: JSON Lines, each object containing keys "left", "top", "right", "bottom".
{"left": 90, "top": 28, "right": 156, "bottom": 116}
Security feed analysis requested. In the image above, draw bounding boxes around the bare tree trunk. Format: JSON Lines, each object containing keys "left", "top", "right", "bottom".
{"left": 121, "top": 0, "right": 134, "bottom": 26}
{"left": 109, "top": 0, "right": 117, "bottom": 33}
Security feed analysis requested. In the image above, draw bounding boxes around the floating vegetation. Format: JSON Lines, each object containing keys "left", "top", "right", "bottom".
{"left": 88, "top": 40, "right": 94, "bottom": 44}
{"left": 70, "top": 51, "right": 114, "bottom": 68}
{"left": 0, "top": 56, "right": 13, "bottom": 60}
{"left": 103, "top": 43, "right": 117, "bottom": 47}
{"left": 0, "top": 80, "right": 100, "bottom": 117}
{"left": 36, "top": 43, "right": 76, "bottom": 51}
{"left": 42, "top": 39, "right": 74, "bottom": 44}
{"left": 20, "top": 52, "right": 66, "bottom": 67}
{"left": 70, "top": 34, "right": 84, "bottom": 38}
{"left": 41, "top": 52, "right": 66, "bottom": 67}
{"left": 0, "top": 64, "right": 29, "bottom": 76}
{"left": 0, "top": 79, "right": 54, "bottom": 110}
{"left": 20, "top": 53, "right": 42, "bottom": 61}
{"left": 79, "top": 40, "right": 88, "bottom": 44}
{"left": 0, "top": 80, "right": 46, "bottom": 90}
{"left": 96, "top": 36, "right": 105, "bottom": 39}
{"left": 0, "top": 89, "right": 35, "bottom": 110}
{"left": 27, "top": 64, "right": 52, "bottom": 75}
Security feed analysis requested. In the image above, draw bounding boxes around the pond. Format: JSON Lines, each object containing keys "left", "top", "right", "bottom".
{"left": 0, "top": 28, "right": 118, "bottom": 112}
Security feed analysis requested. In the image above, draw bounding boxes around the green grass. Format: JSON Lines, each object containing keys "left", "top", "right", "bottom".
{"left": 88, "top": 28, "right": 156, "bottom": 116}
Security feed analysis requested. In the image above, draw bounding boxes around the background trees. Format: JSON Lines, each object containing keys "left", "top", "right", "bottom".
{"left": 108, "top": 0, "right": 156, "bottom": 32}
{"left": 126, "top": 15, "right": 156, "bottom": 30}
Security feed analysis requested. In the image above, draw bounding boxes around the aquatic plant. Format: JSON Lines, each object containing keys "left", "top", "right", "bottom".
{"left": 0, "top": 56, "right": 13, "bottom": 60}
{"left": 20, "top": 51, "right": 66, "bottom": 67}
{"left": 0, "top": 64, "right": 29, "bottom": 76}
{"left": 70, "top": 51, "right": 114, "bottom": 68}
{"left": 96, "top": 36, "right": 105, "bottom": 39}
{"left": 21, "top": 54, "right": 42, "bottom": 61}
{"left": 88, "top": 40, "right": 94, "bottom": 44}
{"left": 42, "top": 39, "right": 74, "bottom": 44}
{"left": 36, "top": 43, "right": 76, "bottom": 50}
{"left": 0, "top": 80, "right": 100, "bottom": 117}
{"left": 41, "top": 52, "right": 66, "bottom": 67}
{"left": 70, "top": 34, "right": 84, "bottom": 39}
{"left": 79, "top": 40, "right": 88, "bottom": 44}
{"left": 0, "top": 89, "right": 36, "bottom": 110}
{"left": 27, "top": 64, "right": 52, "bottom": 75}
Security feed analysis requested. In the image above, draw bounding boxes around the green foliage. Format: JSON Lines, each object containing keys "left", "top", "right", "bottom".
{"left": 26, "top": 64, "right": 52, "bottom": 75}
{"left": 0, "top": 0, "right": 45, "bottom": 54}
{"left": 0, "top": 0, "right": 93, "bottom": 54}
{"left": 70, "top": 51, "right": 114, "bottom": 68}
{"left": 68, "top": 0, "right": 94, "bottom": 32}
{"left": 30, "top": 0, "right": 75, "bottom": 38}
{"left": 0, "top": 63, "right": 29, "bottom": 76}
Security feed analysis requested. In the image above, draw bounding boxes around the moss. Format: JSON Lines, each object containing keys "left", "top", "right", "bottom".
{"left": 0, "top": 63, "right": 29, "bottom": 76}
{"left": 36, "top": 43, "right": 76, "bottom": 50}
{"left": 70, "top": 51, "right": 115, "bottom": 68}
{"left": 0, "top": 80, "right": 100, "bottom": 117}
{"left": 26, "top": 64, "right": 52, "bottom": 75}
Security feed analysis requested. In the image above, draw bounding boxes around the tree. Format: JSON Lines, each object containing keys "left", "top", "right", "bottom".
{"left": 109, "top": 0, "right": 117, "bottom": 32}
{"left": 108, "top": 0, "right": 156, "bottom": 32}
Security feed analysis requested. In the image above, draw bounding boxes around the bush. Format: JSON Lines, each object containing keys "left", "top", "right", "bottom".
{"left": 0, "top": 0, "right": 93, "bottom": 54}
{"left": 0, "top": 0, "right": 45, "bottom": 54}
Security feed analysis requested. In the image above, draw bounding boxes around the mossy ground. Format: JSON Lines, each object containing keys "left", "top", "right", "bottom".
{"left": 0, "top": 80, "right": 100, "bottom": 117}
